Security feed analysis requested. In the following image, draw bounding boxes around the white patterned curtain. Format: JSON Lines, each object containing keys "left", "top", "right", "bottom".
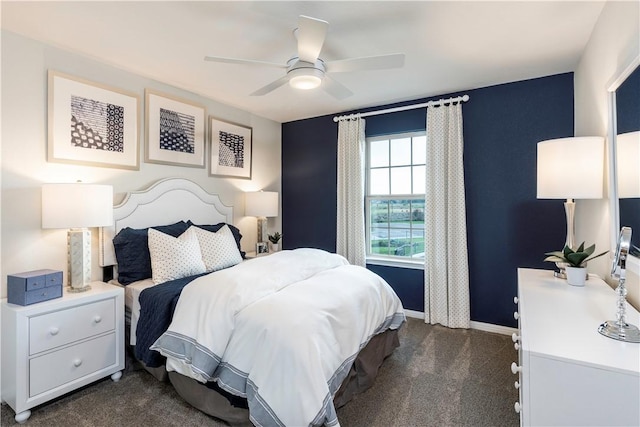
{"left": 336, "top": 117, "right": 366, "bottom": 266}
{"left": 424, "top": 103, "right": 470, "bottom": 328}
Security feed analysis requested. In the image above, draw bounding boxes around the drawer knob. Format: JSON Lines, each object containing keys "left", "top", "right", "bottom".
{"left": 513, "top": 296, "right": 519, "bottom": 304}
{"left": 511, "top": 362, "right": 522, "bottom": 374}
{"left": 49, "top": 327, "right": 59, "bottom": 336}
{"left": 513, "top": 311, "right": 520, "bottom": 320}
{"left": 511, "top": 333, "right": 520, "bottom": 343}
{"left": 514, "top": 380, "right": 520, "bottom": 390}
{"left": 514, "top": 342, "right": 520, "bottom": 350}
{"left": 73, "top": 359, "right": 83, "bottom": 367}
{"left": 93, "top": 315, "right": 102, "bottom": 324}
{"left": 514, "top": 402, "right": 521, "bottom": 413}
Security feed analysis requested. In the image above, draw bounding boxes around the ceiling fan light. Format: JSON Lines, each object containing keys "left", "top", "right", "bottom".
{"left": 290, "top": 75, "right": 321, "bottom": 90}
{"left": 288, "top": 68, "right": 323, "bottom": 90}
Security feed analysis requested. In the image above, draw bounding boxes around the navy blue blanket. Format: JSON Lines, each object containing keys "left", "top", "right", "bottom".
{"left": 135, "top": 273, "right": 208, "bottom": 367}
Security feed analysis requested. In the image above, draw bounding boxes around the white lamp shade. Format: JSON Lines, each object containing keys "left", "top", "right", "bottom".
{"left": 616, "top": 131, "right": 640, "bottom": 198}
{"left": 536, "top": 136, "right": 605, "bottom": 199}
{"left": 245, "top": 191, "right": 278, "bottom": 218}
{"left": 42, "top": 183, "right": 114, "bottom": 229}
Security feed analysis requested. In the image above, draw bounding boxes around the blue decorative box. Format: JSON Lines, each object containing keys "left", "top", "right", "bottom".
{"left": 7, "top": 269, "right": 63, "bottom": 306}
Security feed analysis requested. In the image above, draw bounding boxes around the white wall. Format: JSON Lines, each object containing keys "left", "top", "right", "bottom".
{"left": 574, "top": 0, "right": 639, "bottom": 308}
{"left": 0, "top": 31, "right": 282, "bottom": 298}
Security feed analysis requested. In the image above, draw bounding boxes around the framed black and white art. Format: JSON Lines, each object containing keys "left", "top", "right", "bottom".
{"left": 145, "top": 89, "right": 206, "bottom": 168}
{"left": 48, "top": 70, "right": 140, "bottom": 170}
{"left": 209, "top": 117, "right": 252, "bottom": 179}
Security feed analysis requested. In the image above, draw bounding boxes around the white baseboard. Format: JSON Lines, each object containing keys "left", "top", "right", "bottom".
{"left": 404, "top": 309, "right": 424, "bottom": 319}
{"left": 403, "top": 310, "right": 517, "bottom": 336}
{"left": 469, "top": 321, "right": 517, "bottom": 336}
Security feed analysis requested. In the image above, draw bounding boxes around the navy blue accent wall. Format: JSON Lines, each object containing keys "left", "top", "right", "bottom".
{"left": 366, "top": 265, "right": 424, "bottom": 312}
{"left": 282, "top": 116, "right": 338, "bottom": 252}
{"left": 616, "top": 65, "right": 640, "bottom": 251}
{"left": 282, "top": 73, "right": 574, "bottom": 327}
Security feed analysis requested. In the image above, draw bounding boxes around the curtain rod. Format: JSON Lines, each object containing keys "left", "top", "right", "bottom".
{"left": 332, "top": 94, "right": 469, "bottom": 122}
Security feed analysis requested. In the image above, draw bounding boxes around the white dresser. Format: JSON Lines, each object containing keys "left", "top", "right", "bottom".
{"left": 1, "top": 282, "right": 124, "bottom": 423}
{"left": 513, "top": 268, "right": 640, "bottom": 426}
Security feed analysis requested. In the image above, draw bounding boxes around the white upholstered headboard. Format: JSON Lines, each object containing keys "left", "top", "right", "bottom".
{"left": 99, "top": 178, "right": 233, "bottom": 267}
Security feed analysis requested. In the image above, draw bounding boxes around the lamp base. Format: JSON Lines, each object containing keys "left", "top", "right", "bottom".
{"left": 68, "top": 228, "right": 92, "bottom": 290}
{"left": 257, "top": 217, "right": 268, "bottom": 243}
{"left": 553, "top": 261, "right": 569, "bottom": 279}
{"left": 553, "top": 268, "right": 566, "bottom": 279}
{"left": 598, "top": 320, "right": 640, "bottom": 343}
{"left": 67, "top": 284, "right": 92, "bottom": 293}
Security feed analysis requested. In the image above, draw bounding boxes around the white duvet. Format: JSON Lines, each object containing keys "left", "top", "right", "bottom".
{"left": 151, "top": 248, "right": 405, "bottom": 427}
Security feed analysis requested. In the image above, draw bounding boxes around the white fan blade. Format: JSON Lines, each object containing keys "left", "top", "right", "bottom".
{"left": 250, "top": 75, "right": 290, "bottom": 96}
{"left": 204, "top": 56, "right": 286, "bottom": 69}
{"left": 326, "top": 53, "right": 405, "bottom": 73}
{"left": 322, "top": 75, "right": 353, "bottom": 100}
{"left": 297, "top": 15, "right": 329, "bottom": 63}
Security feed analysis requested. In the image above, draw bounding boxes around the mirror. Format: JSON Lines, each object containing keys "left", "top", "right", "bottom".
{"left": 609, "top": 56, "right": 640, "bottom": 264}
{"left": 599, "top": 225, "right": 639, "bottom": 343}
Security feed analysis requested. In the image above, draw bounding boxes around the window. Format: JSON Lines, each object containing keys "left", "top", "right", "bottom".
{"left": 366, "top": 132, "right": 426, "bottom": 263}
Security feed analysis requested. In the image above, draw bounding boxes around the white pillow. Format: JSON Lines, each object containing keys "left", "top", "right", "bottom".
{"left": 192, "top": 225, "right": 243, "bottom": 272}
{"left": 148, "top": 227, "right": 206, "bottom": 284}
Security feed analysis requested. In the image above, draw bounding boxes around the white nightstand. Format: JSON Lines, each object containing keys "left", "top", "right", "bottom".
{"left": 1, "top": 282, "right": 125, "bottom": 423}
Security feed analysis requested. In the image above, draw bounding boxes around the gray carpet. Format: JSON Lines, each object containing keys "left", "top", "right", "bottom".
{"left": 1, "top": 318, "right": 519, "bottom": 426}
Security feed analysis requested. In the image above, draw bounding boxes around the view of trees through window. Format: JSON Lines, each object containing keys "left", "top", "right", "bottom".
{"left": 369, "top": 198, "right": 425, "bottom": 257}
{"left": 366, "top": 132, "right": 426, "bottom": 260}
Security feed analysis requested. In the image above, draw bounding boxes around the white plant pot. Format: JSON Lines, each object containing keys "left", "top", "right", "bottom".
{"left": 565, "top": 266, "right": 587, "bottom": 287}
{"left": 270, "top": 243, "right": 279, "bottom": 252}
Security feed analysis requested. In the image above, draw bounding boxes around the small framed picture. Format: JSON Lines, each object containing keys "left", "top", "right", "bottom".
{"left": 145, "top": 89, "right": 206, "bottom": 168}
{"left": 256, "top": 242, "right": 269, "bottom": 255}
{"left": 209, "top": 117, "right": 252, "bottom": 179}
{"left": 48, "top": 70, "right": 140, "bottom": 170}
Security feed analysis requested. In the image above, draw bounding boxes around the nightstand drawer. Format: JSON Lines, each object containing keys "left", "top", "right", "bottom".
{"left": 29, "top": 298, "right": 115, "bottom": 355}
{"left": 29, "top": 332, "right": 116, "bottom": 397}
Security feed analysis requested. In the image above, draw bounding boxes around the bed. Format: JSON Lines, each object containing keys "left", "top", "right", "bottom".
{"left": 99, "top": 178, "right": 406, "bottom": 427}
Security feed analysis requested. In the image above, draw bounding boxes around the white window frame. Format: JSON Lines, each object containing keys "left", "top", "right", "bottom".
{"left": 365, "top": 131, "right": 426, "bottom": 269}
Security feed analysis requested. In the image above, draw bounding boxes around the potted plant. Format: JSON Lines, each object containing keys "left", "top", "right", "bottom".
{"left": 544, "top": 242, "right": 608, "bottom": 286}
{"left": 268, "top": 232, "right": 282, "bottom": 252}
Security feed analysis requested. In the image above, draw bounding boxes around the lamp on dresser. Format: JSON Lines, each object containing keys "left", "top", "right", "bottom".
{"left": 536, "top": 136, "right": 605, "bottom": 277}
{"left": 42, "top": 183, "right": 113, "bottom": 292}
{"left": 245, "top": 190, "right": 278, "bottom": 243}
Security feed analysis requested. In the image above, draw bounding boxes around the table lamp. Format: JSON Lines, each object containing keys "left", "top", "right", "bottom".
{"left": 245, "top": 191, "right": 278, "bottom": 243}
{"left": 42, "top": 183, "right": 113, "bottom": 292}
{"left": 537, "top": 136, "right": 605, "bottom": 277}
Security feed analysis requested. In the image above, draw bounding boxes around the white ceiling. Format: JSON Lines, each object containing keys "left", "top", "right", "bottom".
{"left": 1, "top": 1, "right": 605, "bottom": 123}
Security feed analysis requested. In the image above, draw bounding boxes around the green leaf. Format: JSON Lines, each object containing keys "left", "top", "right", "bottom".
{"left": 544, "top": 251, "right": 566, "bottom": 258}
{"left": 576, "top": 242, "right": 585, "bottom": 253}
{"left": 563, "top": 245, "right": 574, "bottom": 257}
{"left": 566, "top": 252, "right": 589, "bottom": 266}
{"left": 585, "top": 250, "right": 608, "bottom": 263}
{"left": 583, "top": 243, "right": 595, "bottom": 256}
{"left": 544, "top": 255, "right": 566, "bottom": 263}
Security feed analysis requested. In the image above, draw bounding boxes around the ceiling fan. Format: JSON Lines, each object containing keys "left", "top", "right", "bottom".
{"left": 204, "top": 15, "right": 405, "bottom": 99}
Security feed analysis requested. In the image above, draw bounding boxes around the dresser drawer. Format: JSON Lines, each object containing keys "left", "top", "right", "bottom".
{"left": 29, "top": 298, "right": 115, "bottom": 355}
{"left": 29, "top": 332, "right": 116, "bottom": 397}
